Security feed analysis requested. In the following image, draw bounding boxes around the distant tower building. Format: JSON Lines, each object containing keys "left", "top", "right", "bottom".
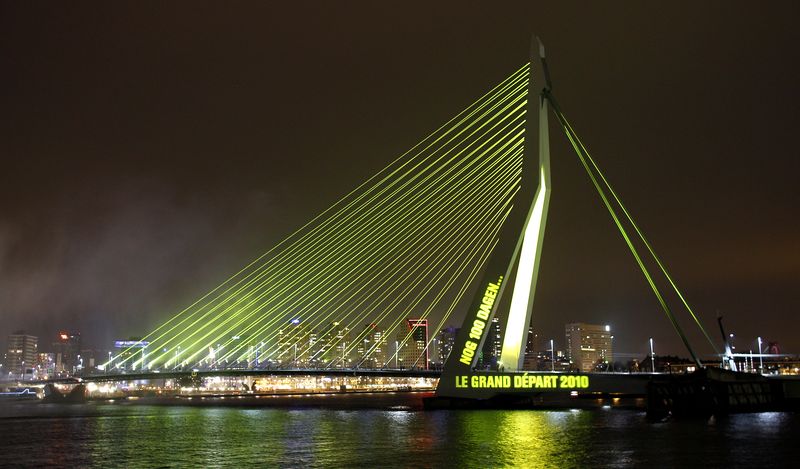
{"left": 308, "top": 328, "right": 325, "bottom": 368}
{"left": 6, "top": 331, "right": 38, "bottom": 377}
{"left": 525, "top": 326, "right": 537, "bottom": 356}
{"left": 480, "top": 317, "right": 503, "bottom": 369}
{"left": 565, "top": 323, "right": 613, "bottom": 372}
{"left": 437, "top": 326, "right": 459, "bottom": 365}
{"left": 276, "top": 318, "right": 312, "bottom": 367}
{"left": 52, "top": 331, "right": 81, "bottom": 375}
{"left": 523, "top": 326, "right": 538, "bottom": 370}
{"left": 313, "top": 322, "right": 352, "bottom": 368}
{"left": 356, "top": 324, "right": 387, "bottom": 368}
{"left": 396, "top": 318, "right": 429, "bottom": 369}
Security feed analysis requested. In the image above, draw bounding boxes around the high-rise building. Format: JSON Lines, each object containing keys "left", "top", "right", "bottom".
{"left": 396, "top": 318, "right": 429, "bottom": 369}
{"left": 6, "top": 331, "right": 38, "bottom": 377}
{"left": 312, "top": 322, "right": 352, "bottom": 368}
{"left": 53, "top": 331, "right": 81, "bottom": 375}
{"left": 309, "top": 326, "right": 330, "bottom": 367}
{"left": 356, "top": 324, "right": 387, "bottom": 368}
{"left": 523, "top": 326, "right": 539, "bottom": 370}
{"left": 437, "top": 326, "right": 459, "bottom": 365}
{"left": 525, "top": 326, "right": 537, "bottom": 355}
{"left": 276, "top": 318, "right": 313, "bottom": 367}
{"left": 480, "top": 317, "right": 503, "bottom": 369}
{"left": 565, "top": 323, "right": 613, "bottom": 372}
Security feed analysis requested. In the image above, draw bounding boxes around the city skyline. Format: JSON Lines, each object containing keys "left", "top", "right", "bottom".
{"left": 2, "top": 4, "right": 799, "bottom": 467}
{"left": 9, "top": 315, "right": 786, "bottom": 380}
{"left": 2, "top": 3, "right": 798, "bottom": 359}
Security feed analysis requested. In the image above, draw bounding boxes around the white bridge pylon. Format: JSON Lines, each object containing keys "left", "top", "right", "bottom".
{"left": 498, "top": 38, "right": 551, "bottom": 371}
{"left": 499, "top": 66, "right": 550, "bottom": 370}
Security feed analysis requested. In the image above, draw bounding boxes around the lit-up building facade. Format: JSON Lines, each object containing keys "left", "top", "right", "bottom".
{"left": 396, "top": 318, "right": 428, "bottom": 370}
{"left": 565, "top": 323, "right": 613, "bottom": 372}
{"left": 356, "top": 324, "right": 387, "bottom": 368}
{"left": 52, "top": 331, "right": 81, "bottom": 375}
{"left": 6, "top": 331, "right": 38, "bottom": 377}
{"left": 436, "top": 326, "right": 458, "bottom": 366}
{"left": 276, "top": 318, "right": 313, "bottom": 367}
{"left": 480, "top": 317, "right": 503, "bottom": 369}
{"left": 309, "top": 321, "right": 352, "bottom": 368}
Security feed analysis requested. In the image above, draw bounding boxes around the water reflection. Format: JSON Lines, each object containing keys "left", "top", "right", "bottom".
{"left": 0, "top": 403, "right": 796, "bottom": 467}
{"left": 453, "top": 410, "right": 594, "bottom": 467}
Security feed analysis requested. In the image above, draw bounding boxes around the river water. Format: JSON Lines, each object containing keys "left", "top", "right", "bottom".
{"left": 1, "top": 396, "right": 797, "bottom": 468}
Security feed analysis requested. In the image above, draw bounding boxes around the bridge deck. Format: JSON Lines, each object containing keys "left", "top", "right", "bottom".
{"left": 45, "top": 368, "right": 441, "bottom": 384}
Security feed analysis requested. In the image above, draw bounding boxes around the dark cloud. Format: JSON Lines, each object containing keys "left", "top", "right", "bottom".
{"left": 1, "top": 2, "right": 798, "bottom": 357}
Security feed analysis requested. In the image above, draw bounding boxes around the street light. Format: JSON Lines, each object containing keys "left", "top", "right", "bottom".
{"left": 649, "top": 337, "right": 655, "bottom": 373}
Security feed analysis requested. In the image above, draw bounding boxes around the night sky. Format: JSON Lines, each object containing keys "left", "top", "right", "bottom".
{"left": 1, "top": 2, "right": 798, "bottom": 359}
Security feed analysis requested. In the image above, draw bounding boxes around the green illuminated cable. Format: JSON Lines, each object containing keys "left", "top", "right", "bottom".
{"left": 113, "top": 65, "right": 529, "bottom": 367}
{"left": 166, "top": 129, "right": 520, "bottom": 366}
{"left": 335, "top": 158, "right": 522, "bottom": 357}
{"left": 411, "top": 224, "right": 508, "bottom": 369}
{"left": 221, "top": 135, "right": 524, "bottom": 364}
{"left": 174, "top": 118, "right": 524, "bottom": 362}
{"left": 357, "top": 185, "right": 517, "bottom": 367}
{"left": 332, "top": 174, "right": 518, "bottom": 367}
{"left": 225, "top": 133, "right": 520, "bottom": 364}
{"left": 138, "top": 72, "right": 532, "bottom": 370}
{"left": 319, "top": 154, "right": 522, "bottom": 365}
{"left": 336, "top": 149, "right": 522, "bottom": 354}
{"left": 131, "top": 72, "right": 532, "bottom": 366}
{"left": 550, "top": 102, "right": 702, "bottom": 367}
{"left": 321, "top": 183, "right": 515, "bottom": 367}
{"left": 361, "top": 224, "right": 500, "bottom": 368}
{"left": 255, "top": 159, "right": 519, "bottom": 365}
{"left": 186, "top": 102, "right": 532, "bottom": 360}
{"left": 136, "top": 80, "right": 532, "bottom": 366}
{"left": 137, "top": 82, "right": 528, "bottom": 368}
{"left": 554, "top": 111, "right": 719, "bottom": 354}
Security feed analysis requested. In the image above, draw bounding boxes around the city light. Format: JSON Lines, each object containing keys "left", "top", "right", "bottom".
{"left": 649, "top": 337, "right": 655, "bottom": 373}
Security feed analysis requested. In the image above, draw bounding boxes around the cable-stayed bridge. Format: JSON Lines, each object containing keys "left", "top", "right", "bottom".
{"left": 107, "top": 63, "right": 531, "bottom": 376}
{"left": 88, "top": 37, "right": 740, "bottom": 405}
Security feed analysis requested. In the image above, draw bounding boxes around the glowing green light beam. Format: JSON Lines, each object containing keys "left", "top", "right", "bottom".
{"left": 553, "top": 109, "right": 719, "bottom": 355}
{"left": 549, "top": 99, "right": 702, "bottom": 367}
{"left": 136, "top": 81, "right": 528, "bottom": 368}
{"left": 112, "top": 64, "right": 529, "bottom": 367}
